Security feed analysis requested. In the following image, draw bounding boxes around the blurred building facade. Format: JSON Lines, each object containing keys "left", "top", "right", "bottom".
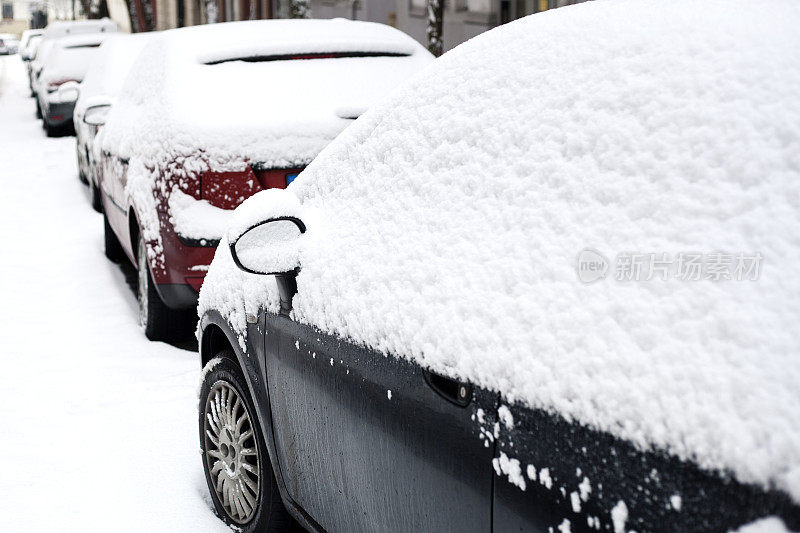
{"left": 3, "top": 0, "right": 584, "bottom": 51}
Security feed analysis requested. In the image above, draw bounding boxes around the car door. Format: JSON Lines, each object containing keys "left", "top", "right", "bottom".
{"left": 261, "top": 309, "right": 498, "bottom": 532}
{"left": 99, "top": 149, "right": 131, "bottom": 251}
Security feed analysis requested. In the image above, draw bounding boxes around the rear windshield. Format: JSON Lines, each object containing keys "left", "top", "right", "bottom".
{"left": 204, "top": 51, "right": 409, "bottom": 66}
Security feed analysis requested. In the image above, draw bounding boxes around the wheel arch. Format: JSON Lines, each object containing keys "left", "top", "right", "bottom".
{"left": 128, "top": 207, "right": 140, "bottom": 256}
{"left": 198, "top": 310, "right": 322, "bottom": 533}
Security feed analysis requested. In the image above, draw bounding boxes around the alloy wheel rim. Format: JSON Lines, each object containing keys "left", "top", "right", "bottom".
{"left": 204, "top": 380, "right": 261, "bottom": 524}
{"left": 137, "top": 239, "right": 148, "bottom": 328}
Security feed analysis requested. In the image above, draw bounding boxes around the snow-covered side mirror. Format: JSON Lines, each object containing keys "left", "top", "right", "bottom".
{"left": 21, "top": 51, "right": 31, "bottom": 61}
{"left": 229, "top": 217, "right": 306, "bottom": 275}
{"left": 84, "top": 104, "right": 111, "bottom": 126}
{"left": 227, "top": 187, "right": 307, "bottom": 277}
{"left": 56, "top": 81, "right": 80, "bottom": 104}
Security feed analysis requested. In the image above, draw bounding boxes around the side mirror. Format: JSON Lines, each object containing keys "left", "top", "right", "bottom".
{"left": 229, "top": 217, "right": 306, "bottom": 275}
{"left": 21, "top": 52, "right": 31, "bottom": 61}
{"left": 84, "top": 104, "right": 111, "bottom": 126}
{"left": 56, "top": 81, "right": 80, "bottom": 104}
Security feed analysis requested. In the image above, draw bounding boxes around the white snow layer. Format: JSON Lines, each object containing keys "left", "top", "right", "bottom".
{"left": 38, "top": 33, "right": 111, "bottom": 88}
{"left": 733, "top": 517, "right": 793, "bottom": 533}
{"left": 74, "top": 32, "right": 154, "bottom": 119}
{"left": 100, "top": 19, "right": 432, "bottom": 169}
{"left": 200, "top": 0, "right": 800, "bottom": 501}
{"left": 0, "top": 55, "right": 226, "bottom": 532}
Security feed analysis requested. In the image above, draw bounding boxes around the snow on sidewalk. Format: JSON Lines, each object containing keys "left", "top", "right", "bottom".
{"left": 0, "top": 55, "right": 227, "bottom": 532}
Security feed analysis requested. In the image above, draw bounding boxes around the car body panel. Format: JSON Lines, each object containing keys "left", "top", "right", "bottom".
{"left": 493, "top": 403, "right": 800, "bottom": 532}
{"left": 263, "top": 312, "right": 497, "bottom": 532}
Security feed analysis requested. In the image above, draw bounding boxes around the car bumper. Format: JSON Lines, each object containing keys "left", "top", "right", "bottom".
{"left": 42, "top": 100, "right": 76, "bottom": 127}
{"left": 152, "top": 220, "right": 217, "bottom": 309}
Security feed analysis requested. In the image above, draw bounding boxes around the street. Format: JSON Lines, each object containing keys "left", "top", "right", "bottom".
{"left": 0, "top": 54, "right": 227, "bottom": 532}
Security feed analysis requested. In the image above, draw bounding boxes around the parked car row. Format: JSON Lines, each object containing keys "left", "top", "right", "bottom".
{"left": 19, "top": 1, "right": 800, "bottom": 531}
{"left": 21, "top": 18, "right": 117, "bottom": 135}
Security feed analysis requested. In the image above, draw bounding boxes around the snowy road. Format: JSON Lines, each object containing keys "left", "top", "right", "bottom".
{"left": 0, "top": 55, "right": 228, "bottom": 531}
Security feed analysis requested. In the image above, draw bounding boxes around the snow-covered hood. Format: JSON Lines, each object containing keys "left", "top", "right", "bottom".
{"left": 200, "top": 0, "right": 800, "bottom": 504}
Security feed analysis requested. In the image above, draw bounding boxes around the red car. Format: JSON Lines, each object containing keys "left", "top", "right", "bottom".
{"left": 97, "top": 19, "right": 432, "bottom": 340}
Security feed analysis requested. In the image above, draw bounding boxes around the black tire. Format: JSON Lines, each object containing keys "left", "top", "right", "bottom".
{"left": 136, "top": 234, "right": 191, "bottom": 342}
{"left": 103, "top": 214, "right": 125, "bottom": 262}
{"left": 35, "top": 99, "right": 41, "bottom": 119}
{"left": 103, "top": 214, "right": 124, "bottom": 262}
{"left": 199, "top": 354, "right": 299, "bottom": 533}
{"left": 90, "top": 180, "right": 103, "bottom": 213}
{"left": 78, "top": 146, "right": 88, "bottom": 184}
{"left": 44, "top": 120, "right": 57, "bottom": 137}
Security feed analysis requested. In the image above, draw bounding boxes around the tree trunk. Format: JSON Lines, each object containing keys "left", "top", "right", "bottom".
{"left": 289, "top": 0, "right": 310, "bottom": 18}
{"left": 124, "top": 0, "right": 141, "bottom": 31}
{"left": 426, "top": 0, "right": 444, "bottom": 56}
{"left": 124, "top": 0, "right": 156, "bottom": 32}
{"left": 141, "top": 0, "right": 156, "bottom": 30}
{"left": 204, "top": 0, "right": 218, "bottom": 23}
{"left": 78, "top": 0, "right": 110, "bottom": 18}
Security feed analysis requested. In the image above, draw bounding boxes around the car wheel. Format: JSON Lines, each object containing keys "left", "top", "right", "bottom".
{"left": 103, "top": 214, "right": 124, "bottom": 262}
{"left": 44, "top": 120, "right": 57, "bottom": 138}
{"left": 35, "top": 99, "right": 41, "bottom": 119}
{"left": 136, "top": 234, "right": 189, "bottom": 341}
{"left": 90, "top": 180, "right": 102, "bottom": 213}
{"left": 199, "top": 354, "right": 299, "bottom": 533}
{"left": 77, "top": 148, "right": 88, "bottom": 184}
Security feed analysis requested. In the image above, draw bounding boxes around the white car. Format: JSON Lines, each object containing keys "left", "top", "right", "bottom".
{"left": 36, "top": 33, "right": 113, "bottom": 136}
{"left": 0, "top": 34, "right": 18, "bottom": 55}
{"left": 74, "top": 32, "right": 155, "bottom": 210}
{"left": 18, "top": 29, "right": 43, "bottom": 58}
{"left": 30, "top": 19, "right": 118, "bottom": 99}
{"left": 21, "top": 33, "right": 44, "bottom": 96}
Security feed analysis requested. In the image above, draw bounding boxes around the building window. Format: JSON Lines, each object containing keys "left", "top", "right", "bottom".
{"left": 466, "top": 0, "right": 491, "bottom": 12}
{"left": 1, "top": 2, "right": 13, "bottom": 19}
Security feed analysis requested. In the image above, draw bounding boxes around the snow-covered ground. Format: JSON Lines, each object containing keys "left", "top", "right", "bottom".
{"left": 0, "top": 55, "right": 227, "bottom": 531}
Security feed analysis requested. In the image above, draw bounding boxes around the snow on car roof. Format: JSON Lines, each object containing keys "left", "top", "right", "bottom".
{"left": 75, "top": 33, "right": 154, "bottom": 117}
{"left": 42, "top": 18, "right": 118, "bottom": 40}
{"left": 201, "top": 0, "right": 800, "bottom": 502}
{"left": 179, "top": 18, "right": 421, "bottom": 64}
{"left": 101, "top": 19, "right": 431, "bottom": 167}
{"left": 40, "top": 33, "right": 112, "bottom": 85}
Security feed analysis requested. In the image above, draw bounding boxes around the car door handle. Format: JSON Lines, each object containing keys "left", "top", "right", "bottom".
{"left": 423, "top": 370, "right": 472, "bottom": 407}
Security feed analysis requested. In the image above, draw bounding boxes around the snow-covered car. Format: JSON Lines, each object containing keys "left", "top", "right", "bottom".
{"left": 0, "top": 34, "right": 18, "bottom": 55}
{"left": 196, "top": 1, "right": 800, "bottom": 532}
{"left": 18, "top": 28, "right": 43, "bottom": 58}
{"left": 97, "top": 19, "right": 432, "bottom": 341}
{"left": 40, "top": 18, "right": 118, "bottom": 41}
{"left": 29, "top": 19, "right": 118, "bottom": 100}
{"left": 20, "top": 32, "right": 43, "bottom": 92}
{"left": 36, "top": 32, "right": 113, "bottom": 136}
{"left": 74, "top": 33, "right": 154, "bottom": 211}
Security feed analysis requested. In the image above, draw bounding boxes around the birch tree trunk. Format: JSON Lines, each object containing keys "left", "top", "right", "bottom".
{"left": 426, "top": 0, "right": 444, "bottom": 56}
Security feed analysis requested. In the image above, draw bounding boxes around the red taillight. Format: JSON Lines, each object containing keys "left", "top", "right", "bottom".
{"left": 199, "top": 166, "right": 304, "bottom": 210}
{"left": 185, "top": 276, "right": 205, "bottom": 292}
{"left": 252, "top": 167, "right": 300, "bottom": 190}
{"left": 47, "top": 78, "right": 78, "bottom": 92}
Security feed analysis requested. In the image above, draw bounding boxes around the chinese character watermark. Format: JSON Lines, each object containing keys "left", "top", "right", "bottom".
{"left": 576, "top": 249, "right": 762, "bottom": 284}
